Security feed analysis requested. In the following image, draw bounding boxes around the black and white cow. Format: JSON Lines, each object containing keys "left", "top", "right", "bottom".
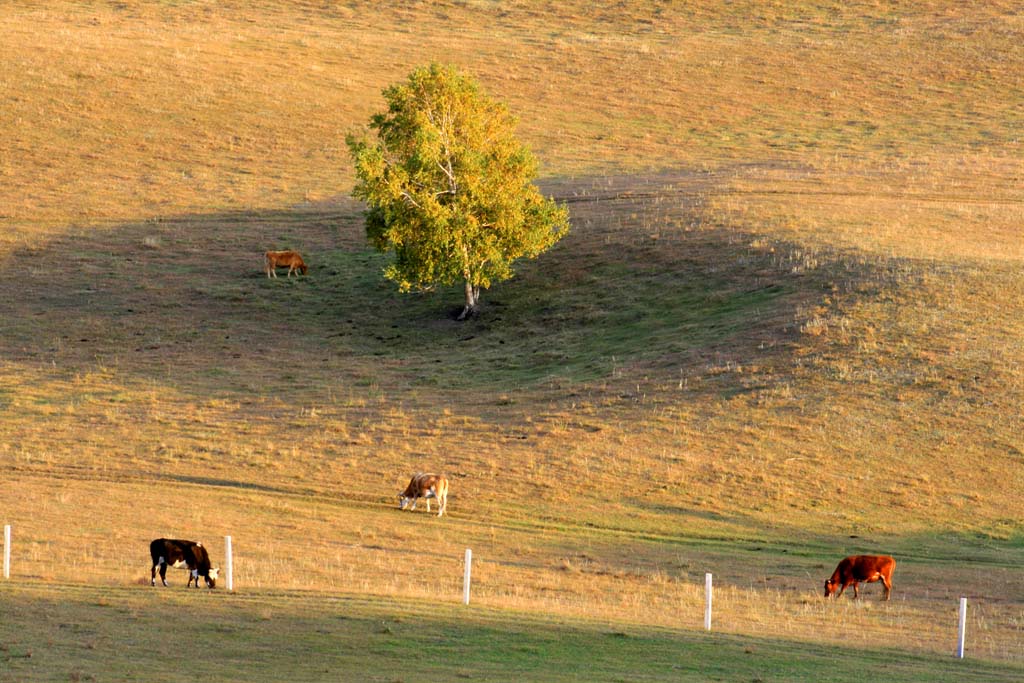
{"left": 150, "top": 538, "right": 220, "bottom": 588}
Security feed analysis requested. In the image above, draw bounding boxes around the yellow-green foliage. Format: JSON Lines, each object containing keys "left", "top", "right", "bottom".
{"left": 1, "top": 1, "right": 1022, "bottom": 678}
{"left": 348, "top": 63, "right": 569, "bottom": 309}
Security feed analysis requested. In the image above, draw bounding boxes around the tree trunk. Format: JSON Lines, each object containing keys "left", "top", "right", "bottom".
{"left": 457, "top": 281, "right": 479, "bottom": 320}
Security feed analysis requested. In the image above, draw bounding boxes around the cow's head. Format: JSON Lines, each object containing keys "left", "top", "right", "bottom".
{"left": 823, "top": 578, "right": 838, "bottom": 598}
{"left": 206, "top": 567, "right": 220, "bottom": 589}
{"left": 398, "top": 494, "right": 410, "bottom": 510}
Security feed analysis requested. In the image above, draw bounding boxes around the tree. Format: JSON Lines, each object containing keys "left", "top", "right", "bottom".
{"left": 347, "top": 63, "right": 569, "bottom": 320}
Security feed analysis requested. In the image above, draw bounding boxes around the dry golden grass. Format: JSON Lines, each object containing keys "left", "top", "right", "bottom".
{"left": 7, "top": 472, "right": 1023, "bottom": 663}
{"left": 1, "top": 1, "right": 1023, "bottom": 676}
{"left": 3, "top": 1, "right": 1021, "bottom": 225}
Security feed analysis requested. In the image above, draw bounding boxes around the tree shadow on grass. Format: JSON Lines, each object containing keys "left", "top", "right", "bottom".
{"left": 0, "top": 167, "right": 891, "bottom": 402}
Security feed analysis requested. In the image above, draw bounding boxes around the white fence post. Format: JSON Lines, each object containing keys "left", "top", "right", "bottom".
{"left": 3, "top": 525, "right": 9, "bottom": 580}
{"left": 956, "top": 597, "right": 967, "bottom": 658}
{"left": 704, "top": 572, "right": 713, "bottom": 631}
{"left": 463, "top": 549, "right": 472, "bottom": 605}
{"left": 224, "top": 535, "right": 234, "bottom": 592}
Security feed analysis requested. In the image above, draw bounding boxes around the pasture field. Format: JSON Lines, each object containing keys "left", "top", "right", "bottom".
{"left": 2, "top": 583, "right": 1023, "bottom": 683}
{"left": 1, "top": 1, "right": 1023, "bottom": 681}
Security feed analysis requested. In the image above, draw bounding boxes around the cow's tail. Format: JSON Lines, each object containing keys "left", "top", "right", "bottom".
{"left": 437, "top": 477, "right": 449, "bottom": 517}
{"left": 152, "top": 555, "right": 168, "bottom": 587}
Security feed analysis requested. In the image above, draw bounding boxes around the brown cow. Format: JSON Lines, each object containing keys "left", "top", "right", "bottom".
{"left": 398, "top": 473, "right": 448, "bottom": 517}
{"left": 265, "top": 250, "right": 308, "bottom": 278}
{"left": 824, "top": 554, "right": 896, "bottom": 601}
{"left": 150, "top": 538, "right": 220, "bottom": 588}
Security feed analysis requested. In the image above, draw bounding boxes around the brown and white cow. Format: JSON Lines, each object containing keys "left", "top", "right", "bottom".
{"left": 398, "top": 473, "right": 448, "bottom": 517}
{"left": 824, "top": 554, "right": 895, "bottom": 601}
{"left": 265, "top": 250, "right": 308, "bottom": 278}
{"left": 150, "top": 538, "right": 220, "bottom": 588}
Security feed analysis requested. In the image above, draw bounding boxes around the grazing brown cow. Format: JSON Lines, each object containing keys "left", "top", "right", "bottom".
{"left": 398, "top": 473, "right": 448, "bottom": 517}
{"left": 265, "top": 250, "right": 308, "bottom": 278}
{"left": 824, "top": 554, "right": 896, "bottom": 601}
{"left": 150, "top": 538, "right": 220, "bottom": 589}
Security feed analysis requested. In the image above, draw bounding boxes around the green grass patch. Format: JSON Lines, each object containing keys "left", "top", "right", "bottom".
{"left": 2, "top": 583, "right": 1020, "bottom": 683}
{"left": 285, "top": 243, "right": 798, "bottom": 390}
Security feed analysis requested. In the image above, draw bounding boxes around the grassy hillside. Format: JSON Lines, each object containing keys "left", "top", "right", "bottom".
{"left": 3, "top": 583, "right": 1023, "bottom": 683}
{"left": 1, "top": 1, "right": 1022, "bottom": 680}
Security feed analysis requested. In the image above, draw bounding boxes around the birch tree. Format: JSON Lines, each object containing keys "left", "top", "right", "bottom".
{"left": 347, "top": 63, "right": 569, "bottom": 320}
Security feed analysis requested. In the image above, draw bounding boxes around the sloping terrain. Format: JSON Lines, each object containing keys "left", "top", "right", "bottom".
{"left": 0, "top": 2, "right": 1022, "bottom": 680}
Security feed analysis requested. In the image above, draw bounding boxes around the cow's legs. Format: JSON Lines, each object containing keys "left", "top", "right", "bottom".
{"left": 159, "top": 561, "right": 169, "bottom": 587}
{"left": 881, "top": 576, "right": 892, "bottom": 601}
{"left": 851, "top": 582, "right": 860, "bottom": 599}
